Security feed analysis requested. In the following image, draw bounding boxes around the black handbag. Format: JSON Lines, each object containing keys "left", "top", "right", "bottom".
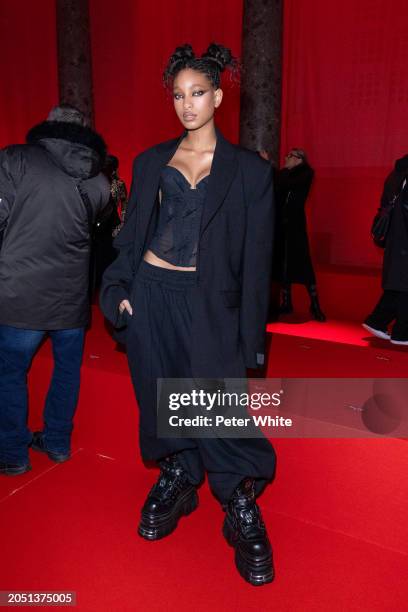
{"left": 371, "top": 179, "right": 406, "bottom": 248}
{"left": 371, "top": 203, "right": 395, "bottom": 248}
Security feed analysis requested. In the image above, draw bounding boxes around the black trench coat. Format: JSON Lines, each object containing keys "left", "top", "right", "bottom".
{"left": 273, "top": 163, "right": 316, "bottom": 285}
{"left": 100, "top": 129, "right": 275, "bottom": 377}
{"left": 381, "top": 161, "right": 408, "bottom": 292}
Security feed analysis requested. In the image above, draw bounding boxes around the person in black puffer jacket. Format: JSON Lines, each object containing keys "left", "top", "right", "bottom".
{"left": 0, "top": 104, "right": 110, "bottom": 476}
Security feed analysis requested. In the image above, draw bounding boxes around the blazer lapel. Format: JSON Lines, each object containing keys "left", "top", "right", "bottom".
{"left": 137, "top": 128, "right": 238, "bottom": 243}
{"left": 137, "top": 133, "right": 186, "bottom": 243}
{"left": 200, "top": 129, "right": 238, "bottom": 236}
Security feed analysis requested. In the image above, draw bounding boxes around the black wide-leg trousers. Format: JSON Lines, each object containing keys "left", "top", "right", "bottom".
{"left": 366, "top": 290, "right": 408, "bottom": 339}
{"left": 126, "top": 260, "right": 276, "bottom": 504}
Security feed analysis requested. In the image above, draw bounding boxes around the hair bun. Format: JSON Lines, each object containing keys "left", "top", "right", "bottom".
{"left": 201, "top": 43, "right": 234, "bottom": 71}
{"left": 167, "top": 44, "right": 195, "bottom": 73}
{"left": 163, "top": 42, "right": 239, "bottom": 89}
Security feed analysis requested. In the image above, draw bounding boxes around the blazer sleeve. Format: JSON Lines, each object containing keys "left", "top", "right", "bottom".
{"left": 240, "top": 158, "right": 275, "bottom": 369}
{"left": 99, "top": 157, "right": 141, "bottom": 328}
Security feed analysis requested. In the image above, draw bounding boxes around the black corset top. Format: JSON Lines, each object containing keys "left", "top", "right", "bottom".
{"left": 148, "top": 165, "right": 209, "bottom": 267}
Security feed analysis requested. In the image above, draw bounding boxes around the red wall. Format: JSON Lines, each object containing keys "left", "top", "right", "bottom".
{"left": 281, "top": 0, "right": 408, "bottom": 268}
{"left": 0, "top": 1, "right": 58, "bottom": 147}
{"left": 1, "top": 0, "right": 407, "bottom": 271}
{"left": 89, "top": 0, "right": 243, "bottom": 185}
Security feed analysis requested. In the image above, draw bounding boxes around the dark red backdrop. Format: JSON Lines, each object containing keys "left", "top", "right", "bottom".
{"left": 0, "top": 1, "right": 57, "bottom": 146}
{"left": 89, "top": 0, "right": 243, "bottom": 184}
{"left": 1, "top": 0, "right": 407, "bottom": 269}
{"left": 281, "top": 0, "right": 408, "bottom": 268}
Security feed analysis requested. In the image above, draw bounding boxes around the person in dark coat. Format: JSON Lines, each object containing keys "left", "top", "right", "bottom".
{"left": 0, "top": 105, "right": 110, "bottom": 476}
{"left": 363, "top": 155, "right": 408, "bottom": 344}
{"left": 273, "top": 148, "right": 326, "bottom": 321}
{"left": 107, "top": 155, "right": 129, "bottom": 235}
{"left": 100, "top": 43, "right": 276, "bottom": 586}
{"left": 91, "top": 155, "right": 127, "bottom": 293}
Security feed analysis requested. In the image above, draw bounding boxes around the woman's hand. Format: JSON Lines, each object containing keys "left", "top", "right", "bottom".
{"left": 119, "top": 299, "right": 133, "bottom": 316}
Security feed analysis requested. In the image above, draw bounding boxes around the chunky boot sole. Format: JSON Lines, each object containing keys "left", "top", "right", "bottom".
{"left": 223, "top": 518, "right": 274, "bottom": 586}
{"left": 138, "top": 486, "right": 198, "bottom": 541}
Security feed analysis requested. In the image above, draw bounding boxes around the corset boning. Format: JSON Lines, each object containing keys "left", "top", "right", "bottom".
{"left": 148, "top": 165, "right": 209, "bottom": 267}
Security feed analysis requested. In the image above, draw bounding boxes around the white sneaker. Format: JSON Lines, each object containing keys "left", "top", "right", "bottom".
{"left": 362, "top": 323, "right": 391, "bottom": 340}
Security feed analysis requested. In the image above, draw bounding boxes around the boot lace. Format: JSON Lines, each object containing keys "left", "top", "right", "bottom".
{"left": 236, "top": 502, "right": 266, "bottom": 538}
{"left": 150, "top": 460, "right": 188, "bottom": 503}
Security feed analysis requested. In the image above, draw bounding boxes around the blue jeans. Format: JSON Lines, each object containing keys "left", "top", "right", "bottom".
{"left": 0, "top": 325, "right": 85, "bottom": 464}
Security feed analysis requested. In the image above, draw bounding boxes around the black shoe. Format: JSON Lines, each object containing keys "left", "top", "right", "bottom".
{"left": 0, "top": 460, "right": 32, "bottom": 476}
{"left": 31, "top": 431, "right": 71, "bottom": 463}
{"left": 278, "top": 303, "right": 294, "bottom": 315}
{"left": 223, "top": 478, "right": 274, "bottom": 586}
{"left": 310, "top": 296, "right": 326, "bottom": 322}
{"left": 138, "top": 454, "right": 198, "bottom": 541}
{"left": 390, "top": 336, "right": 408, "bottom": 345}
{"left": 362, "top": 322, "right": 391, "bottom": 340}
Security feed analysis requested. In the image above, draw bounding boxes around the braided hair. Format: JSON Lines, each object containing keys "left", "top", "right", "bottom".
{"left": 163, "top": 43, "right": 239, "bottom": 89}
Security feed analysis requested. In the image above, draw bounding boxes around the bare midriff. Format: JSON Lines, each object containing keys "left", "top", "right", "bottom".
{"left": 143, "top": 249, "right": 197, "bottom": 271}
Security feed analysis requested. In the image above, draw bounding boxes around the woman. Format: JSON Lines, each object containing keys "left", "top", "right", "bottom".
{"left": 363, "top": 155, "right": 408, "bottom": 344}
{"left": 274, "top": 149, "right": 326, "bottom": 321}
{"left": 100, "top": 44, "right": 276, "bottom": 586}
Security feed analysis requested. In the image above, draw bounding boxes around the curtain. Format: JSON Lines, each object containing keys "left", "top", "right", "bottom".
{"left": 2, "top": 0, "right": 404, "bottom": 270}
{"left": 89, "top": 0, "right": 243, "bottom": 184}
{"left": 0, "top": 0, "right": 58, "bottom": 148}
{"left": 281, "top": 0, "right": 408, "bottom": 267}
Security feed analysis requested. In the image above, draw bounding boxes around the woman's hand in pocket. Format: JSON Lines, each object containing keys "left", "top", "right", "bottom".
{"left": 119, "top": 299, "right": 133, "bottom": 316}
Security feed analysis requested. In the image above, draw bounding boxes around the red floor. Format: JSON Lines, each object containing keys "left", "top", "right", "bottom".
{"left": 1, "top": 308, "right": 407, "bottom": 611}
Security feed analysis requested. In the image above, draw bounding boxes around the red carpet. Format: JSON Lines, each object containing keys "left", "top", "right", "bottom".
{"left": 1, "top": 307, "right": 407, "bottom": 611}
{"left": 274, "top": 264, "right": 383, "bottom": 323}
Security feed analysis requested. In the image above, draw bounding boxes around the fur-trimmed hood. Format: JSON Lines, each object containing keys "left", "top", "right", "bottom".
{"left": 26, "top": 121, "right": 107, "bottom": 179}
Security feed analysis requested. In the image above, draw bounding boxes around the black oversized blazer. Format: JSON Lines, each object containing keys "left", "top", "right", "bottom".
{"left": 100, "top": 128, "right": 275, "bottom": 377}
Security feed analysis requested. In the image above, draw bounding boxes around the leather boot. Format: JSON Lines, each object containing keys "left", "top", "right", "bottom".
{"left": 138, "top": 454, "right": 198, "bottom": 541}
{"left": 279, "top": 285, "right": 293, "bottom": 314}
{"left": 307, "top": 285, "right": 326, "bottom": 322}
{"left": 309, "top": 295, "right": 326, "bottom": 322}
{"left": 223, "top": 478, "right": 274, "bottom": 586}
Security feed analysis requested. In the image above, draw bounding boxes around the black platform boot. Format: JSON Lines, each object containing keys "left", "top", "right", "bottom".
{"left": 279, "top": 284, "right": 293, "bottom": 314}
{"left": 308, "top": 285, "right": 326, "bottom": 322}
{"left": 223, "top": 478, "right": 274, "bottom": 586}
{"left": 138, "top": 454, "right": 198, "bottom": 541}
